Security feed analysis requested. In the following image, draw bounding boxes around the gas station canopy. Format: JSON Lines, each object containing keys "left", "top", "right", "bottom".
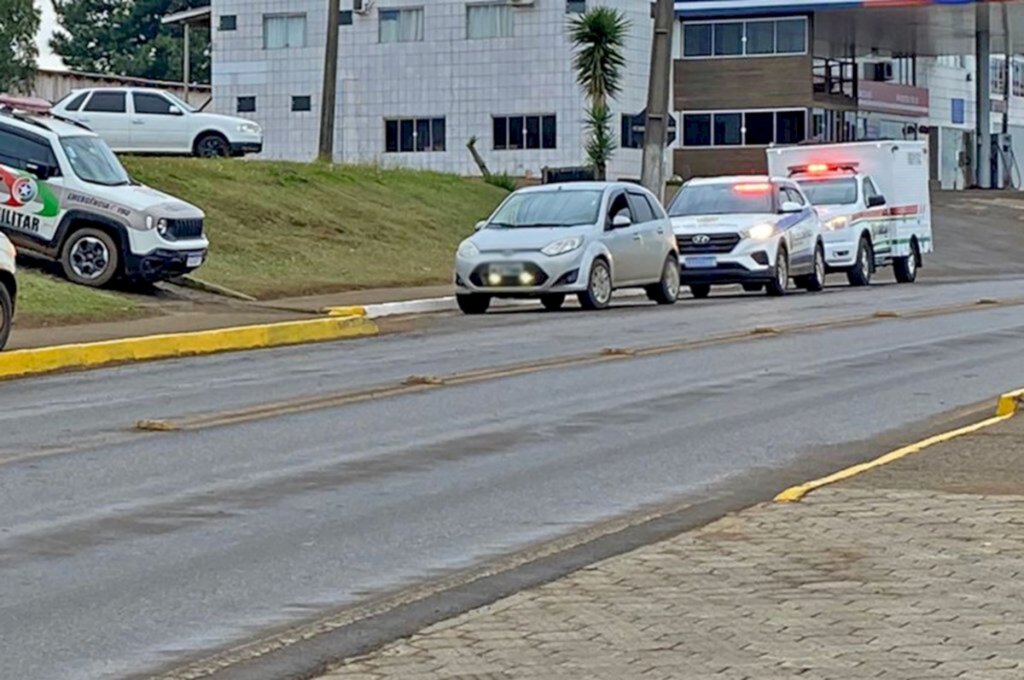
{"left": 676, "top": 0, "right": 1024, "bottom": 57}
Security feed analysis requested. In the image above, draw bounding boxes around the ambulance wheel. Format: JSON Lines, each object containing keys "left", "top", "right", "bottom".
{"left": 894, "top": 239, "right": 920, "bottom": 283}
{"left": 847, "top": 237, "right": 873, "bottom": 287}
{"left": 61, "top": 228, "right": 120, "bottom": 288}
{"left": 0, "top": 283, "right": 11, "bottom": 351}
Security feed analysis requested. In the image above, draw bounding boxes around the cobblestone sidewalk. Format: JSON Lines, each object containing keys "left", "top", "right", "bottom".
{"left": 321, "top": 417, "right": 1024, "bottom": 680}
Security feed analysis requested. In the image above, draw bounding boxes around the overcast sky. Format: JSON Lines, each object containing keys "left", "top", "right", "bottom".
{"left": 36, "top": 0, "right": 63, "bottom": 70}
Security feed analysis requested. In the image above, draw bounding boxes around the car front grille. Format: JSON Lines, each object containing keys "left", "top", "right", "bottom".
{"left": 470, "top": 262, "right": 549, "bottom": 287}
{"left": 678, "top": 233, "right": 741, "bottom": 255}
{"left": 166, "top": 218, "right": 204, "bottom": 241}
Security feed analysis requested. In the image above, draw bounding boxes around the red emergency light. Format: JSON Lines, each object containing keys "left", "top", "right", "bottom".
{"left": 733, "top": 182, "right": 772, "bottom": 194}
{"left": 788, "top": 162, "right": 858, "bottom": 176}
{"left": 0, "top": 94, "right": 53, "bottom": 115}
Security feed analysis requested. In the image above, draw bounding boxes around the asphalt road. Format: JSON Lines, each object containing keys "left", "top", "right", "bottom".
{"left": 2, "top": 276, "right": 1024, "bottom": 680}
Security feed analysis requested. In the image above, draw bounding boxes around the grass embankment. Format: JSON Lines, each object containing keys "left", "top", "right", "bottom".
{"left": 17, "top": 271, "right": 142, "bottom": 328}
{"left": 125, "top": 158, "right": 509, "bottom": 299}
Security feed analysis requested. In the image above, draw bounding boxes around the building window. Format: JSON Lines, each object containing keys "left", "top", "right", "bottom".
{"left": 681, "top": 109, "right": 807, "bottom": 147}
{"left": 566, "top": 0, "right": 586, "bottom": 13}
{"left": 682, "top": 17, "right": 807, "bottom": 58}
{"left": 292, "top": 96, "right": 312, "bottom": 112}
{"left": 339, "top": 10, "right": 353, "bottom": 26}
{"left": 467, "top": 4, "right": 513, "bottom": 39}
{"left": 385, "top": 117, "right": 446, "bottom": 153}
{"left": 1014, "top": 60, "right": 1024, "bottom": 96}
{"left": 264, "top": 14, "right": 306, "bottom": 49}
{"left": 219, "top": 15, "right": 237, "bottom": 31}
{"left": 380, "top": 8, "right": 424, "bottom": 43}
{"left": 991, "top": 58, "right": 1007, "bottom": 96}
{"left": 237, "top": 96, "right": 256, "bottom": 113}
{"left": 493, "top": 115, "right": 556, "bottom": 150}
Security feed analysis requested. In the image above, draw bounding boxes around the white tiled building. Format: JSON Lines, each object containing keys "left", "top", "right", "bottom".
{"left": 210, "top": 0, "right": 659, "bottom": 179}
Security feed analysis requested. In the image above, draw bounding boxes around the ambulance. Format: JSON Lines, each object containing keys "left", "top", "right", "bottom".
{"left": 766, "top": 141, "right": 932, "bottom": 285}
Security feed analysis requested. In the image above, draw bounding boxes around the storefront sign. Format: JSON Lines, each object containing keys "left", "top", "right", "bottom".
{"left": 859, "top": 81, "right": 930, "bottom": 117}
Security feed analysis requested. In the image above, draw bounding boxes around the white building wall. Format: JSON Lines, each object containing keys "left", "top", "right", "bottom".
{"left": 211, "top": 0, "right": 657, "bottom": 178}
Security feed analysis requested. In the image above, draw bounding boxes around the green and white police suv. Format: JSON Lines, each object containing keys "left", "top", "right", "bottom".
{"left": 0, "top": 95, "right": 208, "bottom": 287}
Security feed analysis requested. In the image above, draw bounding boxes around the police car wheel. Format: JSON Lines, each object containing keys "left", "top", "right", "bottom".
{"left": 797, "top": 245, "right": 826, "bottom": 292}
{"left": 61, "top": 228, "right": 120, "bottom": 288}
{"left": 894, "top": 239, "right": 919, "bottom": 284}
{"left": 847, "top": 237, "right": 873, "bottom": 287}
{"left": 0, "top": 283, "right": 11, "bottom": 351}
{"left": 766, "top": 248, "right": 789, "bottom": 297}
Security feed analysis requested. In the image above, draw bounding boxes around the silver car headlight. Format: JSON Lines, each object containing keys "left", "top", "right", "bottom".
{"left": 742, "top": 223, "right": 776, "bottom": 241}
{"left": 458, "top": 240, "right": 480, "bottom": 258}
{"left": 541, "top": 236, "right": 583, "bottom": 257}
{"left": 238, "top": 122, "right": 262, "bottom": 135}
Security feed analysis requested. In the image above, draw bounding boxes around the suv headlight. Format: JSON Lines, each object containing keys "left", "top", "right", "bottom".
{"left": 144, "top": 216, "right": 169, "bottom": 234}
{"left": 238, "top": 122, "right": 262, "bottom": 135}
{"left": 541, "top": 236, "right": 584, "bottom": 257}
{"left": 458, "top": 241, "right": 480, "bottom": 258}
{"left": 825, "top": 216, "right": 849, "bottom": 231}
{"left": 742, "top": 223, "right": 776, "bottom": 241}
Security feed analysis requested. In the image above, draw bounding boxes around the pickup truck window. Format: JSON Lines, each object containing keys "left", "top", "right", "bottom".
{"left": 797, "top": 177, "right": 857, "bottom": 206}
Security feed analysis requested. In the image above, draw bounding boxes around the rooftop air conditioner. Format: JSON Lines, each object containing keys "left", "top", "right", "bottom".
{"left": 353, "top": 0, "right": 375, "bottom": 14}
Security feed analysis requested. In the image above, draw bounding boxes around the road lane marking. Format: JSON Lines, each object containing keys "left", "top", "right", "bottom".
{"left": 775, "top": 388, "right": 1023, "bottom": 503}
{"left": 135, "top": 297, "right": 1024, "bottom": 433}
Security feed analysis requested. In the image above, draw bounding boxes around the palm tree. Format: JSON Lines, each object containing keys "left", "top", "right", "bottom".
{"left": 569, "top": 7, "right": 630, "bottom": 180}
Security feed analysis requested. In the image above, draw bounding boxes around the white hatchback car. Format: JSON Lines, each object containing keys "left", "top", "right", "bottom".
{"left": 52, "top": 88, "right": 263, "bottom": 158}
{"left": 668, "top": 176, "right": 826, "bottom": 297}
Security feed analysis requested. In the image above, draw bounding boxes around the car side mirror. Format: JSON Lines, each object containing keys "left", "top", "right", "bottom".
{"left": 780, "top": 201, "right": 803, "bottom": 214}
{"left": 474, "top": 220, "right": 487, "bottom": 231}
{"left": 168, "top": 105, "right": 184, "bottom": 116}
{"left": 26, "top": 161, "right": 55, "bottom": 181}
{"left": 611, "top": 212, "right": 632, "bottom": 229}
{"left": 867, "top": 195, "right": 886, "bottom": 208}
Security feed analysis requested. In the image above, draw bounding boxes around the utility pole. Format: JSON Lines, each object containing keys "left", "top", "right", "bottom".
{"left": 640, "top": 0, "right": 675, "bottom": 200}
{"left": 318, "top": 0, "right": 342, "bottom": 163}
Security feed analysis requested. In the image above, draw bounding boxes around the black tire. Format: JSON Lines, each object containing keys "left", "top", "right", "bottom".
{"left": 578, "top": 259, "right": 612, "bottom": 310}
{"left": 766, "top": 247, "right": 789, "bottom": 297}
{"left": 742, "top": 283, "right": 763, "bottom": 293}
{"left": 894, "top": 239, "right": 920, "bottom": 284}
{"left": 689, "top": 284, "right": 711, "bottom": 299}
{"left": 194, "top": 133, "right": 230, "bottom": 158}
{"left": 647, "top": 255, "right": 680, "bottom": 305}
{"left": 540, "top": 294, "right": 566, "bottom": 311}
{"left": 847, "top": 236, "right": 873, "bottom": 287}
{"left": 796, "top": 243, "right": 826, "bottom": 292}
{"left": 61, "top": 228, "right": 120, "bottom": 287}
{"left": 0, "top": 283, "right": 11, "bottom": 351}
{"left": 456, "top": 294, "right": 490, "bottom": 315}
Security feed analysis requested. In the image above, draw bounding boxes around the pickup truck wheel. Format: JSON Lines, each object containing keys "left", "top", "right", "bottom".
{"left": 0, "top": 283, "right": 11, "bottom": 351}
{"left": 195, "top": 133, "right": 230, "bottom": 158}
{"left": 847, "top": 237, "right": 873, "bottom": 287}
{"left": 894, "top": 239, "right": 920, "bottom": 283}
{"left": 61, "top": 228, "right": 120, "bottom": 287}
{"left": 457, "top": 294, "right": 490, "bottom": 315}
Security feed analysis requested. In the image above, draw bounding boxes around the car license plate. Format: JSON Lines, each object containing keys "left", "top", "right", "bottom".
{"left": 686, "top": 256, "right": 717, "bottom": 269}
{"left": 489, "top": 263, "right": 523, "bottom": 277}
{"left": 186, "top": 254, "right": 204, "bottom": 268}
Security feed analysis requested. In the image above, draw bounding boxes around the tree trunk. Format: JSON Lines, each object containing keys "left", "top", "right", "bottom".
{"left": 466, "top": 136, "right": 492, "bottom": 179}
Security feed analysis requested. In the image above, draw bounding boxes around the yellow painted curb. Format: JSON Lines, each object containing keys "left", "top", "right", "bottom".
{"left": 324, "top": 306, "right": 367, "bottom": 318}
{"left": 0, "top": 315, "right": 378, "bottom": 381}
{"left": 775, "top": 388, "right": 1024, "bottom": 503}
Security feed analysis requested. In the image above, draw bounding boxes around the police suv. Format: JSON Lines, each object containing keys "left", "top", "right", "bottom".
{"left": 668, "top": 176, "right": 826, "bottom": 298}
{"left": 0, "top": 95, "right": 208, "bottom": 287}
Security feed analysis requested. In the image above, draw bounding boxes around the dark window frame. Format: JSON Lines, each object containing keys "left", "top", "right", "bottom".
{"left": 384, "top": 117, "right": 447, "bottom": 154}
{"left": 492, "top": 114, "right": 557, "bottom": 151}
{"left": 219, "top": 14, "right": 238, "bottom": 31}
{"left": 237, "top": 96, "right": 257, "bottom": 113}
{"left": 681, "top": 109, "right": 807, "bottom": 147}
{"left": 291, "top": 96, "right": 312, "bottom": 112}
{"left": 0, "top": 125, "right": 59, "bottom": 173}
{"left": 133, "top": 92, "right": 177, "bottom": 116}
{"left": 566, "top": 0, "right": 586, "bottom": 13}
{"left": 682, "top": 17, "right": 807, "bottom": 59}
{"left": 83, "top": 91, "right": 127, "bottom": 114}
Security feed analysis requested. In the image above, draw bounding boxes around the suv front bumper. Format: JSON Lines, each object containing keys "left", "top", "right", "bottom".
{"left": 125, "top": 248, "right": 207, "bottom": 281}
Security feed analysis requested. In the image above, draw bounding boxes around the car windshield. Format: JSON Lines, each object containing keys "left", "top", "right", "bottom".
{"left": 669, "top": 183, "right": 774, "bottom": 216}
{"left": 161, "top": 91, "right": 196, "bottom": 113}
{"left": 488, "top": 190, "right": 603, "bottom": 228}
{"left": 796, "top": 177, "right": 858, "bottom": 205}
{"left": 60, "top": 136, "right": 131, "bottom": 186}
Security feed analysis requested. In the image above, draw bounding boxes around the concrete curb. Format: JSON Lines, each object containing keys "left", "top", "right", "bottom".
{"left": 775, "top": 387, "right": 1024, "bottom": 503}
{"left": 0, "top": 315, "right": 378, "bottom": 381}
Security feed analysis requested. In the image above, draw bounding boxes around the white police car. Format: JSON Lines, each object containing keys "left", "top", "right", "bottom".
{"left": 667, "top": 176, "right": 825, "bottom": 297}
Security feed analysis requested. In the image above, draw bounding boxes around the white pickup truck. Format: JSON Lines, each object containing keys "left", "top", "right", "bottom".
{"left": 766, "top": 141, "right": 932, "bottom": 285}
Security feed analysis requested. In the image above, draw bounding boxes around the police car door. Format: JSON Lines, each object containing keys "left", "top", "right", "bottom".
{"left": 782, "top": 184, "right": 814, "bottom": 270}
{"left": 0, "top": 125, "right": 65, "bottom": 248}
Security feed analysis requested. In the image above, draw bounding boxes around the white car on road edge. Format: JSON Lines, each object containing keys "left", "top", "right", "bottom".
{"left": 668, "top": 176, "right": 826, "bottom": 298}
